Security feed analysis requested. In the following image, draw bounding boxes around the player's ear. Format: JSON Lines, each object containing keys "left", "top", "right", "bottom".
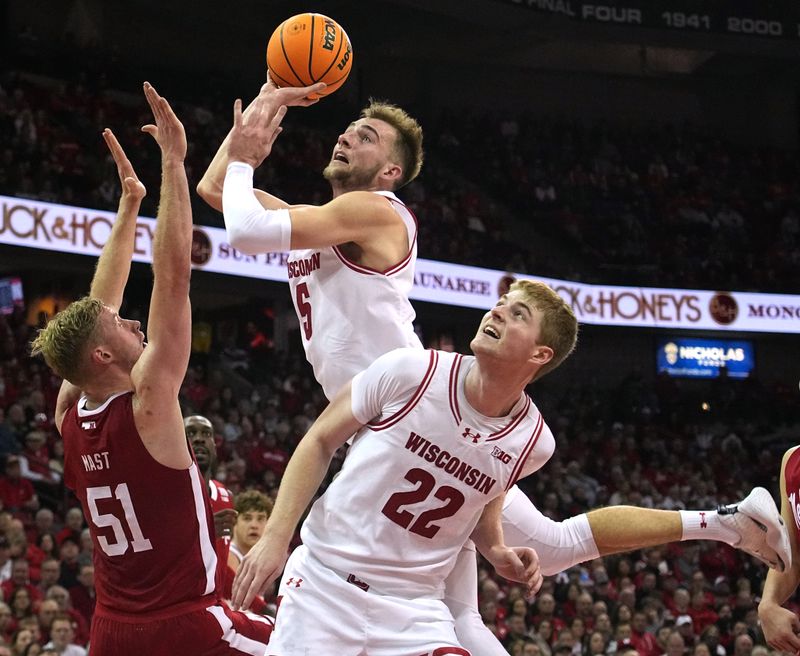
{"left": 381, "top": 162, "right": 402, "bottom": 184}
{"left": 529, "top": 345, "right": 553, "bottom": 367}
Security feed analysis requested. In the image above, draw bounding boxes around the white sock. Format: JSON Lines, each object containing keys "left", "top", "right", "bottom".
{"left": 679, "top": 509, "right": 738, "bottom": 544}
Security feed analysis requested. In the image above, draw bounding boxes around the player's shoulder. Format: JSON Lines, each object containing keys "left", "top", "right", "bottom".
{"left": 782, "top": 445, "right": 800, "bottom": 469}
{"left": 370, "top": 347, "right": 438, "bottom": 375}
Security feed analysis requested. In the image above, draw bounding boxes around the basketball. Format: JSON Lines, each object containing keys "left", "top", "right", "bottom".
{"left": 267, "top": 13, "right": 353, "bottom": 99}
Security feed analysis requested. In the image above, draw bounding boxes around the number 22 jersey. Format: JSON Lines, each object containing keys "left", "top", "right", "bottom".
{"left": 61, "top": 392, "right": 219, "bottom": 618}
{"left": 300, "top": 347, "right": 556, "bottom": 599}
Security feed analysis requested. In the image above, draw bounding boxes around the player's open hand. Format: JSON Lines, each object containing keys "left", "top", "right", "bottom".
{"left": 486, "top": 545, "right": 543, "bottom": 598}
{"left": 759, "top": 602, "right": 800, "bottom": 654}
{"left": 102, "top": 128, "right": 146, "bottom": 201}
{"left": 141, "top": 82, "right": 187, "bottom": 162}
{"left": 230, "top": 530, "right": 288, "bottom": 611}
{"left": 227, "top": 97, "right": 288, "bottom": 169}
{"left": 260, "top": 73, "right": 326, "bottom": 107}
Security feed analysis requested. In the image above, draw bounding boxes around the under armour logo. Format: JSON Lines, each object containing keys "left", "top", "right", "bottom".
{"left": 462, "top": 427, "right": 482, "bottom": 444}
{"left": 285, "top": 577, "right": 303, "bottom": 588}
{"left": 699, "top": 512, "right": 707, "bottom": 529}
{"left": 81, "top": 421, "right": 96, "bottom": 430}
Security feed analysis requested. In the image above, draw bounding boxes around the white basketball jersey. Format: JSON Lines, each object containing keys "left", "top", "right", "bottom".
{"left": 286, "top": 191, "right": 422, "bottom": 400}
{"left": 301, "top": 348, "right": 555, "bottom": 599}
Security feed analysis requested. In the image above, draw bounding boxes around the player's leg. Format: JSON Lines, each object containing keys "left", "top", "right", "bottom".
{"left": 445, "top": 541, "right": 507, "bottom": 656}
{"left": 370, "top": 588, "right": 471, "bottom": 656}
{"left": 203, "top": 604, "right": 274, "bottom": 655}
{"left": 501, "top": 486, "right": 599, "bottom": 576}
{"left": 588, "top": 487, "right": 790, "bottom": 570}
{"left": 267, "top": 545, "right": 366, "bottom": 655}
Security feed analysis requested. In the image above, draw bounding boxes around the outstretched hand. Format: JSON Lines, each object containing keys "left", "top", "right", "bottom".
{"left": 102, "top": 128, "right": 146, "bottom": 201}
{"left": 230, "top": 530, "right": 288, "bottom": 611}
{"left": 141, "top": 81, "right": 187, "bottom": 162}
{"left": 226, "top": 76, "right": 327, "bottom": 169}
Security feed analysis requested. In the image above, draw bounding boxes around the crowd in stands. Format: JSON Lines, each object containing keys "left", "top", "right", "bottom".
{"left": 434, "top": 112, "right": 800, "bottom": 292}
{"left": 2, "top": 55, "right": 799, "bottom": 293}
{"left": 2, "top": 287, "right": 799, "bottom": 654}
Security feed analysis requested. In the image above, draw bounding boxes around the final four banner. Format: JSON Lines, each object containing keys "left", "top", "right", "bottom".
{"left": 1, "top": 195, "right": 799, "bottom": 334}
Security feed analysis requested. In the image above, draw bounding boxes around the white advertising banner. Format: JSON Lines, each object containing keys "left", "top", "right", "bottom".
{"left": 1, "top": 195, "right": 798, "bottom": 334}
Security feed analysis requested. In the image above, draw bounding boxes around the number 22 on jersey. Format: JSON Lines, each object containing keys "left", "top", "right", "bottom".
{"left": 381, "top": 468, "right": 465, "bottom": 539}
{"left": 87, "top": 484, "right": 153, "bottom": 557}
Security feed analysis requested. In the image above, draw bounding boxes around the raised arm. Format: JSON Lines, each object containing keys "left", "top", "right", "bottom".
{"left": 471, "top": 493, "right": 543, "bottom": 597}
{"left": 230, "top": 382, "right": 362, "bottom": 610}
{"left": 129, "top": 82, "right": 193, "bottom": 467}
{"left": 56, "top": 129, "right": 147, "bottom": 429}
{"left": 196, "top": 77, "right": 325, "bottom": 212}
{"left": 758, "top": 447, "right": 800, "bottom": 653}
{"left": 89, "top": 129, "right": 147, "bottom": 309}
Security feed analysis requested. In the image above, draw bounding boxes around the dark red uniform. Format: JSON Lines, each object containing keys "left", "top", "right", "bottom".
{"left": 785, "top": 448, "right": 800, "bottom": 540}
{"left": 208, "top": 478, "right": 234, "bottom": 594}
{"left": 61, "top": 392, "right": 272, "bottom": 655}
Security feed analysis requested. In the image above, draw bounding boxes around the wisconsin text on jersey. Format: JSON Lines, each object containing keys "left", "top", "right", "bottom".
{"left": 404, "top": 431, "right": 498, "bottom": 494}
{"left": 287, "top": 252, "right": 321, "bottom": 279}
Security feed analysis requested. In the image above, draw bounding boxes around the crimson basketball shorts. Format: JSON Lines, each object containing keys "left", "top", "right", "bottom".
{"left": 90, "top": 602, "right": 273, "bottom": 655}
{"left": 267, "top": 545, "right": 471, "bottom": 656}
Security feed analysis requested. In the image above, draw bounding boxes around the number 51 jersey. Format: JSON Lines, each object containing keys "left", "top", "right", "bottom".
{"left": 61, "top": 392, "right": 219, "bottom": 617}
{"left": 301, "top": 348, "right": 556, "bottom": 599}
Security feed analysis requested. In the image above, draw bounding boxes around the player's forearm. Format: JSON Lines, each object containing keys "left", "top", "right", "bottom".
{"left": 152, "top": 160, "right": 192, "bottom": 287}
{"left": 471, "top": 494, "right": 506, "bottom": 557}
{"left": 89, "top": 193, "right": 142, "bottom": 308}
{"left": 263, "top": 436, "right": 335, "bottom": 547}
{"left": 760, "top": 564, "right": 800, "bottom": 610}
{"left": 222, "top": 163, "right": 291, "bottom": 254}
{"left": 197, "top": 132, "right": 232, "bottom": 212}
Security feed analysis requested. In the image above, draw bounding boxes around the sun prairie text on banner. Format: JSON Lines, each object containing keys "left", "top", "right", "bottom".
{"left": 1, "top": 194, "right": 798, "bottom": 335}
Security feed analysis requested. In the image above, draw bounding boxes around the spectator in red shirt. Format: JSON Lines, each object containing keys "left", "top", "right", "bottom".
{"left": 36, "top": 598, "right": 59, "bottom": 645}
{"left": 36, "top": 557, "right": 60, "bottom": 598}
{"left": 631, "top": 610, "right": 660, "bottom": 656}
{"left": 56, "top": 536, "right": 81, "bottom": 590}
{"left": 55, "top": 508, "right": 83, "bottom": 548}
{"left": 45, "top": 585, "right": 89, "bottom": 646}
{"left": 0, "top": 558, "right": 41, "bottom": 603}
{"left": 68, "top": 564, "right": 95, "bottom": 627}
{"left": 0, "top": 455, "right": 39, "bottom": 519}
{"left": 246, "top": 432, "right": 288, "bottom": 479}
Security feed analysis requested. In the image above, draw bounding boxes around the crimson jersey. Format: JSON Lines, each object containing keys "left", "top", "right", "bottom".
{"left": 207, "top": 478, "right": 234, "bottom": 594}
{"left": 61, "top": 392, "right": 218, "bottom": 618}
{"left": 784, "top": 447, "right": 800, "bottom": 541}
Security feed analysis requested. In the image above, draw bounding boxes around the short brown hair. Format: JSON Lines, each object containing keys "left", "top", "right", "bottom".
{"left": 361, "top": 100, "right": 423, "bottom": 189}
{"left": 234, "top": 489, "right": 274, "bottom": 517}
{"left": 510, "top": 280, "right": 578, "bottom": 380}
{"left": 30, "top": 296, "right": 104, "bottom": 385}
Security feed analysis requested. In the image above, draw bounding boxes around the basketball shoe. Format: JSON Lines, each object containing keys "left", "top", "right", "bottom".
{"left": 718, "top": 487, "right": 791, "bottom": 571}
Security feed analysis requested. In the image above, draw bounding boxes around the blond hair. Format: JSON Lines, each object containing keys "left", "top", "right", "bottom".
{"left": 510, "top": 280, "right": 578, "bottom": 380}
{"left": 30, "top": 296, "right": 104, "bottom": 385}
{"left": 362, "top": 100, "right": 423, "bottom": 189}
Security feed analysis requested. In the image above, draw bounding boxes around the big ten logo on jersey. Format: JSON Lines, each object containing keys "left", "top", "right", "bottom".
{"left": 490, "top": 446, "right": 512, "bottom": 464}
{"left": 81, "top": 451, "right": 110, "bottom": 472}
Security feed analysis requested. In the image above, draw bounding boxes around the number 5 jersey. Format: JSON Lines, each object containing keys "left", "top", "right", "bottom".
{"left": 61, "top": 392, "right": 219, "bottom": 619}
{"left": 286, "top": 191, "right": 421, "bottom": 401}
{"left": 300, "top": 347, "right": 556, "bottom": 599}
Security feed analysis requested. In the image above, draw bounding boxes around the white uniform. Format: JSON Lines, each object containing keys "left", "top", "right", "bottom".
{"left": 268, "top": 348, "right": 555, "bottom": 655}
{"left": 281, "top": 188, "right": 597, "bottom": 655}
{"left": 286, "top": 190, "right": 421, "bottom": 401}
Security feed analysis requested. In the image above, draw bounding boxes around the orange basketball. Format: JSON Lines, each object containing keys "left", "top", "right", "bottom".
{"left": 267, "top": 13, "right": 353, "bottom": 99}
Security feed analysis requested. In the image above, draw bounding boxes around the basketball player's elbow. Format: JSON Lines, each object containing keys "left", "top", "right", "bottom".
{"left": 197, "top": 179, "right": 222, "bottom": 212}
{"left": 226, "top": 227, "right": 261, "bottom": 256}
